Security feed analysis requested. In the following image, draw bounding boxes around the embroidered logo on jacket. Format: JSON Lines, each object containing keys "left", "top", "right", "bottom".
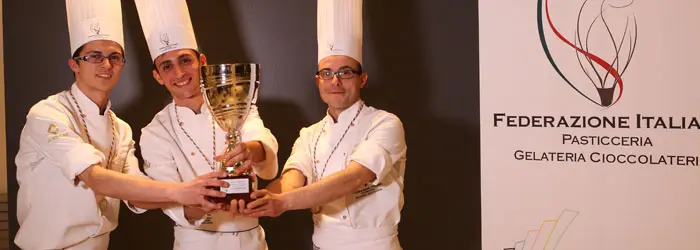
{"left": 47, "top": 124, "right": 69, "bottom": 143}
{"left": 47, "top": 124, "right": 59, "bottom": 134}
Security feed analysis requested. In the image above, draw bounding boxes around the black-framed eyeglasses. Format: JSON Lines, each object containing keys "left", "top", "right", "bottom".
{"left": 316, "top": 68, "right": 361, "bottom": 80}
{"left": 73, "top": 53, "right": 126, "bottom": 65}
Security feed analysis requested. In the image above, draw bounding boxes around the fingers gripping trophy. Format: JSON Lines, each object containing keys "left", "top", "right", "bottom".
{"left": 200, "top": 63, "right": 260, "bottom": 204}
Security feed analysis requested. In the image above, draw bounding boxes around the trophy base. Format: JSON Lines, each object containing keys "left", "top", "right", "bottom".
{"left": 209, "top": 175, "right": 254, "bottom": 204}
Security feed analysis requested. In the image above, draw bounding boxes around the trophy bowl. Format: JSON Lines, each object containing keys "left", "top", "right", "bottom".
{"left": 201, "top": 63, "right": 260, "bottom": 204}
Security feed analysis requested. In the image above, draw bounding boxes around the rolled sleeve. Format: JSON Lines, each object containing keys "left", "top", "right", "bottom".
{"left": 164, "top": 205, "right": 205, "bottom": 228}
{"left": 252, "top": 140, "right": 279, "bottom": 180}
{"left": 241, "top": 105, "right": 279, "bottom": 180}
{"left": 124, "top": 202, "right": 148, "bottom": 214}
{"left": 23, "top": 103, "right": 104, "bottom": 181}
{"left": 282, "top": 129, "right": 313, "bottom": 184}
{"left": 349, "top": 114, "right": 407, "bottom": 184}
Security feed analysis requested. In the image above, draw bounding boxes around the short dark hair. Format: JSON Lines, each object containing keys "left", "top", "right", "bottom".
{"left": 72, "top": 45, "right": 84, "bottom": 60}
{"left": 71, "top": 45, "right": 85, "bottom": 78}
{"left": 153, "top": 49, "right": 201, "bottom": 72}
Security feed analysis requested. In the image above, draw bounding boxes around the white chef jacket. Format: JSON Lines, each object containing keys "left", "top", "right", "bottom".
{"left": 282, "top": 100, "right": 407, "bottom": 250}
{"left": 139, "top": 99, "right": 278, "bottom": 250}
{"left": 15, "top": 83, "right": 147, "bottom": 250}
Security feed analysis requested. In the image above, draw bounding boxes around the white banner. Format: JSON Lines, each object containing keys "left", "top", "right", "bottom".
{"left": 479, "top": 1, "right": 700, "bottom": 249}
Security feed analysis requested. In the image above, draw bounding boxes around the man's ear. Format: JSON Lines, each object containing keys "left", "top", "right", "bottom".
{"left": 360, "top": 72, "right": 368, "bottom": 88}
{"left": 68, "top": 58, "right": 80, "bottom": 74}
{"left": 199, "top": 53, "right": 207, "bottom": 65}
{"left": 152, "top": 69, "right": 165, "bottom": 86}
{"left": 315, "top": 75, "right": 322, "bottom": 88}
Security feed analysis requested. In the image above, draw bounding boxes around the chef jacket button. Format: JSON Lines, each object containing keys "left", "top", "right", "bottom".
{"left": 342, "top": 215, "right": 347, "bottom": 220}
{"left": 191, "top": 152, "right": 195, "bottom": 156}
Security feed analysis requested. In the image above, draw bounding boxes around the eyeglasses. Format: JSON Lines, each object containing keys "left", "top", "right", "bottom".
{"left": 73, "top": 53, "right": 126, "bottom": 65}
{"left": 316, "top": 68, "right": 361, "bottom": 80}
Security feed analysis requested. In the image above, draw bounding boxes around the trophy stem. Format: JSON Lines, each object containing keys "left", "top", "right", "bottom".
{"left": 221, "top": 130, "right": 245, "bottom": 177}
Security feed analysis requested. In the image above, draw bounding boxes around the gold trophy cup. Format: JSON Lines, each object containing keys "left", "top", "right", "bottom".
{"left": 201, "top": 63, "right": 260, "bottom": 204}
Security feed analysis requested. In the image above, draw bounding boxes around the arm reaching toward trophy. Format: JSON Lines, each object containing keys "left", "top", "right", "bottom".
{"left": 79, "top": 167, "right": 230, "bottom": 210}
{"left": 241, "top": 161, "right": 375, "bottom": 217}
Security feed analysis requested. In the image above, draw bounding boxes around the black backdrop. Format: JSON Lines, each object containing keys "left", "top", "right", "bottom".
{"left": 3, "top": 0, "right": 480, "bottom": 249}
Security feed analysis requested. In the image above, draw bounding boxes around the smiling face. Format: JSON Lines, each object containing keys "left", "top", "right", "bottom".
{"left": 68, "top": 40, "right": 125, "bottom": 94}
{"left": 152, "top": 48, "right": 207, "bottom": 105}
{"left": 316, "top": 55, "right": 368, "bottom": 116}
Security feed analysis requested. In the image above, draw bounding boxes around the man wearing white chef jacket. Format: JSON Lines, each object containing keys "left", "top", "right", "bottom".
{"left": 134, "top": 0, "right": 279, "bottom": 249}
{"left": 240, "top": 0, "right": 408, "bottom": 249}
{"left": 14, "top": 1, "right": 230, "bottom": 249}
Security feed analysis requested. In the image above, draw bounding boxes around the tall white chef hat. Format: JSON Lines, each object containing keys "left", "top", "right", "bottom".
{"left": 66, "top": 0, "right": 124, "bottom": 56}
{"left": 317, "top": 0, "right": 363, "bottom": 65}
{"left": 134, "top": 0, "right": 199, "bottom": 62}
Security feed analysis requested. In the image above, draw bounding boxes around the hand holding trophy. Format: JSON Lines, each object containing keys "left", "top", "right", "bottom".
{"left": 201, "top": 63, "right": 260, "bottom": 204}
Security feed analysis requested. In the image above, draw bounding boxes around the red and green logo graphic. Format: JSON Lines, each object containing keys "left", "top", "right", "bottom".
{"left": 538, "top": 0, "right": 637, "bottom": 107}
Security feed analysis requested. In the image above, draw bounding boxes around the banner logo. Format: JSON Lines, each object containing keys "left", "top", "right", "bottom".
{"left": 538, "top": 0, "right": 638, "bottom": 107}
